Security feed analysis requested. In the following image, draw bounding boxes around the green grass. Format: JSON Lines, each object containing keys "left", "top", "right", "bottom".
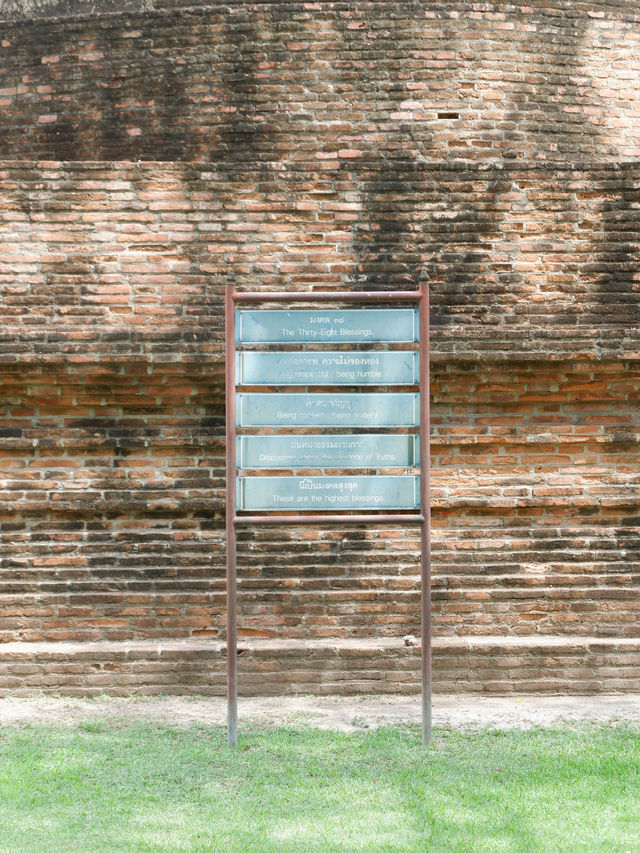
{"left": 0, "top": 723, "right": 638, "bottom": 852}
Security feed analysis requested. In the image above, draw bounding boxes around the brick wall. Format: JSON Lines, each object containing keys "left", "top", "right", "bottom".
{"left": 0, "top": 159, "right": 638, "bottom": 655}
{"left": 1, "top": 162, "right": 638, "bottom": 361}
{"left": 1, "top": 2, "right": 640, "bottom": 163}
{"left": 0, "top": 1, "right": 638, "bottom": 694}
{"left": 0, "top": 362, "right": 225, "bottom": 643}
{"left": 0, "top": 355, "right": 637, "bottom": 647}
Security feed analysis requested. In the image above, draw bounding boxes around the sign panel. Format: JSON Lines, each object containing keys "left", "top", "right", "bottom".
{"left": 237, "top": 434, "right": 419, "bottom": 469}
{"left": 237, "top": 475, "right": 420, "bottom": 511}
{"left": 236, "top": 309, "right": 419, "bottom": 344}
{"left": 236, "top": 351, "right": 419, "bottom": 386}
{"left": 237, "top": 392, "right": 420, "bottom": 428}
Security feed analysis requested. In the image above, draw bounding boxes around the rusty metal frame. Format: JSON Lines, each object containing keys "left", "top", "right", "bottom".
{"left": 225, "top": 286, "right": 432, "bottom": 746}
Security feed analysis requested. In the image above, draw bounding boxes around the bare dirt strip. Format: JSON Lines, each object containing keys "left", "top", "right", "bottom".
{"left": 0, "top": 695, "right": 638, "bottom": 730}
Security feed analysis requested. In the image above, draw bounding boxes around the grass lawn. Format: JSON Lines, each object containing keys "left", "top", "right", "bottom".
{"left": 0, "top": 722, "right": 638, "bottom": 852}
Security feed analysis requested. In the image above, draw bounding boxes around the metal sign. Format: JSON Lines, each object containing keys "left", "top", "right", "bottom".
{"left": 237, "top": 434, "right": 419, "bottom": 469}
{"left": 225, "top": 287, "right": 432, "bottom": 749}
{"left": 236, "top": 351, "right": 419, "bottom": 386}
{"left": 236, "top": 308, "right": 419, "bottom": 344}
{"left": 237, "top": 475, "right": 420, "bottom": 511}
{"left": 237, "top": 392, "right": 420, "bottom": 428}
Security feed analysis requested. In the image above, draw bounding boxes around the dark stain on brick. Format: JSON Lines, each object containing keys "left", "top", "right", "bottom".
{"left": 92, "top": 15, "right": 197, "bottom": 161}
{"left": 352, "top": 162, "right": 510, "bottom": 325}
{"left": 424, "top": 173, "right": 513, "bottom": 328}
{"left": 351, "top": 159, "right": 426, "bottom": 293}
{"left": 590, "top": 166, "right": 640, "bottom": 328}
{"left": 39, "top": 119, "right": 79, "bottom": 161}
{"left": 214, "top": 11, "right": 269, "bottom": 166}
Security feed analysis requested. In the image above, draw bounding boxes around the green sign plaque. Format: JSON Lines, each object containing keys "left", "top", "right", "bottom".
{"left": 237, "top": 475, "right": 420, "bottom": 511}
{"left": 237, "top": 434, "right": 418, "bottom": 469}
{"left": 236, "top": 393, "right": 420, "bottom": 428}
{"left": 236, "top": 309, "right": 419, "bottom": 344}
{"left": 236, "top": 351, "right": 419, "bottom": 386}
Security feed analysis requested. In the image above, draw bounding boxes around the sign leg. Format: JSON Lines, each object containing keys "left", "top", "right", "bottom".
{"left": 420, "top": 283, "right": 432, "bottom": 747}
{"left": 421, "top": 521, "right": 432, "bottom": 746}
{"left": 227, "top": 517, "right": 238, "bottom": 748}
{"left": 225, "top": 285, "right": 238, "bottom": 747}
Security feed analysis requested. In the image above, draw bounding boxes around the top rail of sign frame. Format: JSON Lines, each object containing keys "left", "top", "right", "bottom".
{"left": 231, "top": 289, "right": 423, "bottom": 304}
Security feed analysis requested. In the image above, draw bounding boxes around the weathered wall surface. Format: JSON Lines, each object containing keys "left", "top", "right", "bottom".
{"left": 1, "top": 2, "right": 640, "bottom": 163}
{"left": 0, "top": 1, "right": 638, "bottom": 694}
{"left": 0, "top": 162, "right": 638, "bottom": 361}
{"left": 1, "top": 0, "right": 149, "bottom": 20}
{"left": 0, "top": 354, "right": 638, "bottom": 645}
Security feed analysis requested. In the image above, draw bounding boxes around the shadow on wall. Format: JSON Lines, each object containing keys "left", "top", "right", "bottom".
{"left": 0, "top": 15, "right": 196, "bottom": 161}
{"left": 336, "top": 8, "right": 507, "bottom": 318}
{"left": 350, "top": 160, "right": 512, "bottom": 327}
{"left": 341, "top": 3, "right": 639, "bottom": 328}
{"left": 1, "top": 7, "right": 273, "bottom": 164}
{"left": 592, "top": 164, "right": 640, "bottom": 329}
{"left": 351, "top": 162, "right": 426, "bottom": 293}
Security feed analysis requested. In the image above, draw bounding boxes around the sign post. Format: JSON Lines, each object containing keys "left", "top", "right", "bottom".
{"left": 225, "top": 287, "right": 431, "bottom": 746}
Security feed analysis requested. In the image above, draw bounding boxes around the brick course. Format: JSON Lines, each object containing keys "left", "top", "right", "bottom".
{"left": 0, "top": 337, "right": 637, "bottom": 679}
{"left": 1, "top": 638, "right": 639, "bottom": 697}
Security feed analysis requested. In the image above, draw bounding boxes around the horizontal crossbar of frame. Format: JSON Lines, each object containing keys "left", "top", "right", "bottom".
{"left": 232, "top": 291, "right": 422, "bottom": 303}
{"left": 234, "top": 513, "right": 425, "bottom": 525}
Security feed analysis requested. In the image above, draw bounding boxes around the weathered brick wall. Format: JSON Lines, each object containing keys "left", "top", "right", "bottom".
{"left": 0, "top": 357, "right": 637, "bottom": 645}
{"left": 0, "top": 1, "right": 638, "bottom": 694}
{"left": 2, "top": 638, "right": 640, "bottom": 697}
{"left": 1, "top": 148, "right": 640, "bottom": 640}
{"left": 0, "top": 161, "right": 638, "bottom": 653}
{"left": 431, "top": 360, "right": 640, "bottom": 638}
{"left": 1, "top": 162, "right": 638, "bottom": 361}
{"left": 1, "top": 2, "right": 640, "bottom": 163}
{"left": 0, "top": 362, "right": 226, "bottom": 643}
